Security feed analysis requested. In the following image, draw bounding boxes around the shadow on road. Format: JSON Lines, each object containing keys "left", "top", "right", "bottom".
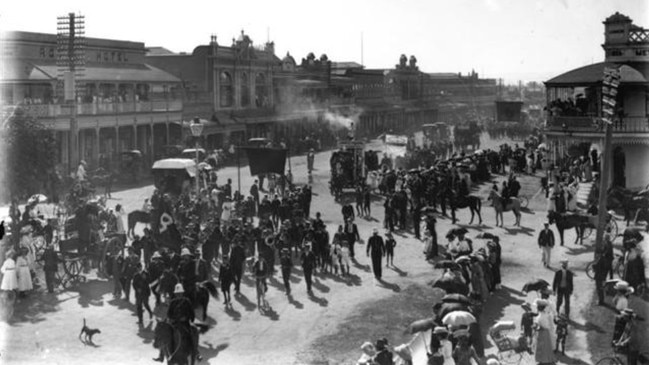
{"left": 312, "top": 278, "right": 330, "bottom": 293}
{"left": 11, "top": 291, "right": 61, "bottom": 324}
{"left": 136, "top": 321, "right": 155, "bottom": 344}
{"left": 479, "top": 285, "right": 526, "bottom": 350}
{"left": 503, "top": 225, "right": 535, "bottom": 236}
{"left": 376, "top": 278, "right": 401, "bottom": 292}
{"left": 261, "top": 305, "right": 280, "bottom": 321}
{"left": 200, "top": 342, "right": 229, "bottom": 363}
{"left": 389, "top": 265, "right": 408, "bottom": 277}
{"left": 352, "top": 260, "right": 371, "bottom": 273}
{"left": 287, "top": 294, "right": 303, "bottom": 309}
{"left": 224, "top": 303, "right": 242, "bottom": 321}
{"left": 234, "top": 292, "right": 257, "bottom": 312}
{"left": 307, "top": 292, "right": 328, "bottom": 307}
{"left": 70, "top": 279, "right": 111, "bottom": 308}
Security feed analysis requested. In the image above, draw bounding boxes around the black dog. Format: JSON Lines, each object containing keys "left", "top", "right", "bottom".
{"left": 554, "top": 315, "right": 568, "bottom": 354}
{"left": 79, "top": 318, "right": 101, "bottom": 344}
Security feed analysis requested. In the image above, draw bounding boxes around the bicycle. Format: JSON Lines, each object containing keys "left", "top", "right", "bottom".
{"left": 586, "top": 253, "right": 625, "bottom": 280}
{"left": 596, "top": 347, "right": 649, "bottom": 364}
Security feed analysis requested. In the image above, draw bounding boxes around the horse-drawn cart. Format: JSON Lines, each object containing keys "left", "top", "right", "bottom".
{"left": 329, "top": 140, "right": 365, "bottom": 199}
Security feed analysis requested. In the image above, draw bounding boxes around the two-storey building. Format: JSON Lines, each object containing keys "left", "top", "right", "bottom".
{"left": 0, "top": 30, "right": 184, "bottom": 171}
{"left": 544, "top": 12, "right": 649, "bottom": 189}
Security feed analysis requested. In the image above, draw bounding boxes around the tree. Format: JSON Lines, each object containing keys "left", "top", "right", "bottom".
{"left": 0, "top": 107, "right": 58, "bottom": 202}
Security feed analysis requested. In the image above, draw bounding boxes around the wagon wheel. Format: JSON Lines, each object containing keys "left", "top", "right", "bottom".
{"left": 63, "top": 257, "right": 84, "bottom": 284}
{"left": 582, "top": 225, "right": 594, "bottom": 239}
{"left": 498, "top": 349, "right": 524, "bottom": 365}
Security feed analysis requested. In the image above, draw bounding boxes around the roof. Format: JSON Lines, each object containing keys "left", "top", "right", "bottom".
{"left": 331, "top": 61, "right": 363, "bottom": 70}
{"left": 545, "top": 62, "right": 648, "bottom": 86}
{"left": 2, "top": 61, "right": 180, "bottom": 83}
{"left": 146, "top": 47, "right": 176, "bottom": 56}
{"left": 604, "top": 12, "right": 632, "bottom": 24}
{"left": 427, "top": 73, "right": 461, "bottom": 79}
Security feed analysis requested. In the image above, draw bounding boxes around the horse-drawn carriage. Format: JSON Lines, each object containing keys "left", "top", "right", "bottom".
{"left": 329, "top": 140, "right": 366, "bottom": 199}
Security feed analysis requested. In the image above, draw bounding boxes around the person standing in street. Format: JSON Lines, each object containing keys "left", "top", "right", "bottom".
{"left": 301, "top": 243, "right": 317, "bottom": 295}
{"left": 250, "top": 179, "right": 260, "bottom": 216}
{"left": 533, "top": 299, "right": 556, "bottom": 364}
{"left": 280, "top": 248, "right": 293, "bottom": 295}
{"left": 41, "top": 245, "right": 59, "bottom": 293}
{"left": 537, "top": 222, "right": 555, "bottom": 267}
{"left": 367, "top": 228, "right": 385, "bottom": 281}
{"left": 384, "top": 231, "right": 396, "bottom": 267}
{"left": 218, "top": 255, "right": 233, "bottom": 305}
{"left": 552, "top": 259, "right": 574, "bottom": 318}
{"left": 344, "top": 218, "right": 360, "bottom": 259}
{"left": 230, "top": 241, "right": 246, "bottom": 295}
{"left": 593, "top": 253, "right": 609, "bottom": 306}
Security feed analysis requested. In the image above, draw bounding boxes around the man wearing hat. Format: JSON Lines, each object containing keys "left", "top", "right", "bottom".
{"left": 552, "top": 259, "right": 574, "bottom": 318}
{"left": 613, "top": 308, "right": 642, "bottom": 365}
{"left": 218, "top": 255, "right": 233, "bottom": 304}
{"left": 344, "top": 217, "right": 360, "bottom": 259}
{"left": 537, "top": 222, "right": 555, "bottom": 267}
{"left": 153, "top": 283, "right": 198, "bottom": 362}
{"left": 367, "top": 228, "right": 385, "bottom": 281}
{"left": 280, "top": 248, "right": 293, "bottom": 295}
{"left": 177, "top": 247, "right": 197, "bottom": 300}
{"left": 132, "top": 263, "right": 153, "bottom": 325}
{"left": 613, "top": 281, "right": 634, "bottom": 311}
{"left": 301, "top": 243, "right": 317, "bottom": 294}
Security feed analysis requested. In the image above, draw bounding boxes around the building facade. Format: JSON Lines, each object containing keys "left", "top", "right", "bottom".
{"left": 0, "top": 30, "right": 184, "bottom": 172}
{"left": 543, "top": 12, "right": 649, "bottom": 190}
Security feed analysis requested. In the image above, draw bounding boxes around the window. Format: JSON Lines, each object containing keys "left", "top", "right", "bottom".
{"left": 240, "top": 72, "right": 250, "bottom": 106}
{"left": 39, "top": 47, "right": 46, "bottom": 58}
{"left": 220, "top": 71, "right": 233, "bottom": 107}
{"left": 255, "top": 73, "right": 267, "bottom": 107}
{"left": 611, "top": 50, "right": 623, "bottom": 56}
{"left": 97, "top": 52, "right": 102, "bottom": 62}
{"left": 635, "top": 49, "right": 648, "bottom": 56}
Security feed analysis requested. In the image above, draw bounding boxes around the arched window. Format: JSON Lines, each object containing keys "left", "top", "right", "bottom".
{"left": 219, "top": 71, "right": 233, "bottom": 107}
{"left": 240, "top": 72, "right": 250, "bottom": 107}
{"left": 255, "top": 73, "right": 267, "bottom": 107}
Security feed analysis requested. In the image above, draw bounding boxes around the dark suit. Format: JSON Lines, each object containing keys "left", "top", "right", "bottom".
{"left": 552, "top": 268, "right": 574, "bottom": 316}
{"left": 367, "top": 234, "right": 385, "bottom": 280}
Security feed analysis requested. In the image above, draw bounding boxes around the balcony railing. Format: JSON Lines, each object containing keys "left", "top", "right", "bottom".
{"left": 546, "top": 116, "right": 649, "bottom": 133}
{"left": 13, "top": 100, "right": 183, "bottom": 118}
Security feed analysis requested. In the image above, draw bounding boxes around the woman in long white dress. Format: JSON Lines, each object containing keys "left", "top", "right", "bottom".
{"left": 1, "top": 250, "right": 18, "bottom": 291}
{"left": 533, "top": 300, "right": 556, "bottom": 364}
{"left": 16, "top": 248, "right": 33, "bottom": 295}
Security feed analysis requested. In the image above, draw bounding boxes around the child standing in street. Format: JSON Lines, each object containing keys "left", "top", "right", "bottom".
{"left": 520, "top": 302, "right": 537, "bottom": 350}
{"left": 385, "top": 232, "right": 396, "bottom": 267}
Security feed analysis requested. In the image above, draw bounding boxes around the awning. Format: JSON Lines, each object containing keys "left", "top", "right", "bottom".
{"left": 14, "top": 63, "right": 180, "bottom": 83}
{"left": 151, "top": 158, "right": 197, "bottom": 177}
{"left": 545, "top": 62, "right": 648, "bottom": 86}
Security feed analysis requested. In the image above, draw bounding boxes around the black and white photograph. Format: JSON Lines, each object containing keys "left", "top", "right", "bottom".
{"left": 0, "top": 0, "right": 648, "bottom": 364}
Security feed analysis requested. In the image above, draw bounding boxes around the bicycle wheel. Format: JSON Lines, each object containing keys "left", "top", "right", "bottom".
{"left": 607, "top": 219, "right": 618, "bottom": 238}
{"left": 596, "top": 356, "right": 623, "bottom": 365}
{"left": 586, "top": 261, "right": 596, "bottom": 280}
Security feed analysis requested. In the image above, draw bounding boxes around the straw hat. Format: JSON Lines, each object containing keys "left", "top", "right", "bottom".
{"left": 433, "top": 326, "right": 448, "bottom": 335}
{"left": 535, "top": 299, "right": 549, "bottom": 307}
{"left": 180, "top": 248, "right": 192, "bottom": 256}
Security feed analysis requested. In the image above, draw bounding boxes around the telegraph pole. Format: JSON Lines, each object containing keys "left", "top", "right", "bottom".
{"left": 594, "top": 66, "right": 620, "bottom": 255}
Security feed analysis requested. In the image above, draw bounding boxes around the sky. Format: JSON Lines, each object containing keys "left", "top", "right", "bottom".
{"left": 1, "top": 0, "right": 647, "bottom": 83}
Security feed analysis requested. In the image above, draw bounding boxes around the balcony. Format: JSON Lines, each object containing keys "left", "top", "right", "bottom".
{"left": 13, "top": 100, "right": 183, "bottom": 119}
{"left": 545, "top": 116, "right": 649, "bottom": 133}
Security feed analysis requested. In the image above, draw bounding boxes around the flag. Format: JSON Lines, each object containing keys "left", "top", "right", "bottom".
{"left": 243, "top": 147, "right": 288, "bottom": 175}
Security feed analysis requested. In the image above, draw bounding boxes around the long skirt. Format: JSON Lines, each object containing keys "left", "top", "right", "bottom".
{"left": 534, "top": 328, "right": 555, "bottom": 364}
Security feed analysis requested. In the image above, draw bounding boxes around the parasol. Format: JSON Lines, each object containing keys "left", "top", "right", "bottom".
{"left": 431, "top": 275, "right": 469, "bottom": 295}
{"left": 538, "top": 143, "right": 548, "bottom": 150}
{"left": 27, "top": 194, "right": 48, "bottom": 205}
{"left": 406, "top": 316, "right": 437, "bottom": 334}
{"left": 490, "top": 320, "right": 517, "bottom": 334}
{"left": 475, "top": 232, "right": 499, "bottom": 241}
{"left": 438, "top": 302, "right": 471, "bottom": 318}
{"left": 434, "top": 260, "right": 460, "bottom": 270}
{"left": 455, "top": 256, "right": 471, "bottom": 265}
{"left": 442, "top": 294, "right": 471, "bottom": 306}
{"left": 442, "top": 311, "right": 476, "bottom": 327}
{"left": 474, "top": 149, "right": 484, "bottom": 155}
{"left": 522, "top": 279, "right": 550, "bottom": 293}
{"left": 197, "top": 162, "right": 212, "bottom": 170}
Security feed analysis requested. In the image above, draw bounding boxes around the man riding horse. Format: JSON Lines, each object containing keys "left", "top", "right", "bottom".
{"left": 153, "top": 283, "right": 201, "bottom": 363}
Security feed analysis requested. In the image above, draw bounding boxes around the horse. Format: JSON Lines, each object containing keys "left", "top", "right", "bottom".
{"left": 547, "top": 211, "right": 589, "bottom": 246}
{"left": 487, "top": 190, "right": 521, "bottom": 227}
{"left": 153, "top": 320, "right": 198, "bottom": 365}
{"left": 127, "top": 210, "right": 151, "bottom": 238}
{"left": 607, "top": 187, "right": 649, "bottom": 226}
{"left": 157, "top": 270, "right": 218, "bottom": 320}
{"left": 448, "top": 192, "right": 482, "bottom": 225}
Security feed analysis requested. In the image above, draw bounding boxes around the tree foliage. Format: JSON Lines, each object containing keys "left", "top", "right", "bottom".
{"left": 1, "top": 108, "right": 58, "bottom": 201}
